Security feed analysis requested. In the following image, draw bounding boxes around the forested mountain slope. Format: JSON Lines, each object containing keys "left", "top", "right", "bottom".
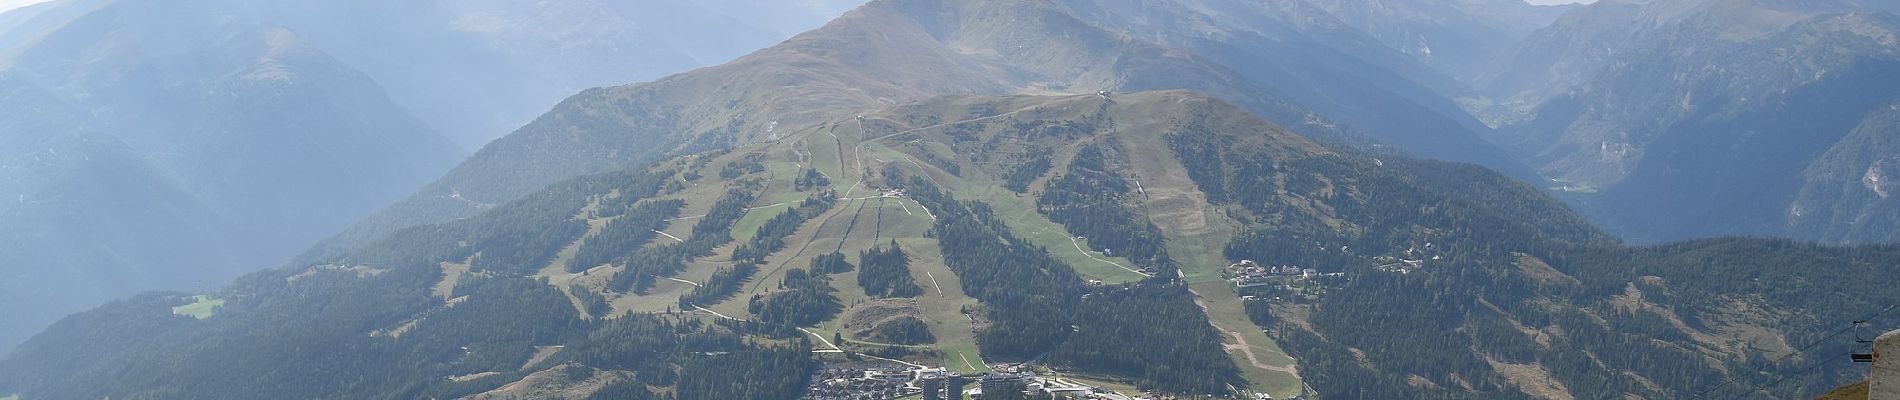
{"left": 6, "top": 91, "right": 1893, "bottom": 400}
{"left": 3, "top": 92, "right": 1311, "bottom": 399}
{"left": 1789, "top": 103, "right": 1900, "bottom": 242}
{"left": 305, "top": 0, "right": 1536, "bottom": 267}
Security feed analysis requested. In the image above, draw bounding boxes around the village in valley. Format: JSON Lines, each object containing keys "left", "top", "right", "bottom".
{"left": 796, "top": 243, "right": 1455, "bottom": 399}
{"left": 802, "top": 361, "right": 1237, "bottom": 400}
{"left": 1222, "top": 242, "right": 1445, "bottom": 305}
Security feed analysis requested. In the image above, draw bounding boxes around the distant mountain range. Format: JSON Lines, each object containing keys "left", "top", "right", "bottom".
{"left": 0, "top": 0, "right": 853, "bottom": 353}
{"left": 1473, "top": 0, "right": 1900, "bottom": 243}
{"left": 1305, "top": 0, "right": 1573, "bottom": 85}
{"left": 0, "top": 0, "right": 462, "bottom": 353}
{"left": 4, "top": 0, "right": 1900, "bottom": 399}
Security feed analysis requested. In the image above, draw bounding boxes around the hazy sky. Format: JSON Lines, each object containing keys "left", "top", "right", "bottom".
{"left": 0, "top": 0, "right": 1600, "bottom": 17}
{"left": 0, "top": 0, "right": 51, "bottom": 14}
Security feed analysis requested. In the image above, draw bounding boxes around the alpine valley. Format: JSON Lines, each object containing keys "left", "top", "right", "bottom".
{"left": 0, "top": 0, "right": 852, "bottom": 354}
{"left": 1475, "top": 0, "right": 1900, "bottom": 244}
{"left": 2, "top": 0, "right": 1897, "bottom": 400}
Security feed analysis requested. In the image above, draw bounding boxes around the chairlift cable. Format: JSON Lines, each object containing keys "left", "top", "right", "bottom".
{"left": 1687, "top": 302, "right": 1900, "bottom": 399}
{"left": 1720, "top": 352, "right": 1852, "bottom": 400}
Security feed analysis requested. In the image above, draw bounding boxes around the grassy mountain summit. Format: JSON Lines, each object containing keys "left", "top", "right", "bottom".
{"left": 246, "top": 0, "right": 858, "bottom": 149}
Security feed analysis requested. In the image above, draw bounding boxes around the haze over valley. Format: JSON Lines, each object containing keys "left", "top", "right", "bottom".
{"left": 1, "top": 1, "right": 1896, "bottom": 399}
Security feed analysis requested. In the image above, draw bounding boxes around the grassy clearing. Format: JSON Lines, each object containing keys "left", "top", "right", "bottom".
{"left": 1169, "top": 207, "right": 1302, "bottom": 397}
{"left": 1171, "top": 220, "right": 1237, "bottom": 284}
{"left": 695, "top": 170, "right": 993, "bottom": 373}
{"left": 759, "top": 160, "right": 812, "bottom": 198}
{"left": 434, "top": 260, "right": 472, "bottom": 300}
{"left": 882, "top": 237, "right": 988, "bottom": 374}
{"left": 862, "top": 144, "right": 1147, "bottom": 284}
{"left": 1042, "top": 373, "right": 1144, "bottom": 395}
{"left": 933, "top": 340, "right": 991, "bottom": 374}
{"left": 1547, "top": 178, "right": 1599, "bottom": 194}
{"left": 1113, "top": 125, "right": 1305, "bottom": 397}
{"left": 1191, "top": 282, "right": 1301, "bottom": 397}
{"left": 729, "top": 202, "right": 795, "bottom": 243}
{"left": 613, "top": 118, "right": 1288, "bottom": 392}
{"left": 531, "top": 206, "right": 611, "bottom": 317}
{"left": 1550, "top": 185, "right": 1598, "bottom": 194}
{"left": 171, "top": 295, "right": 224, "bottom": 320}
{"left": 963, "top": 187, "right": 1145, "bottom": 284}
{"left": 629, "top": 242, "right": 737, "bottom": 315}
{"left": 703, "top": 198, "right": 869, "bottom": 319}
{"left": 805, "top": 130, "right": 847, "bottom": 181}
{"left": 741, "top": 197, "right": 882, "bottom": 301}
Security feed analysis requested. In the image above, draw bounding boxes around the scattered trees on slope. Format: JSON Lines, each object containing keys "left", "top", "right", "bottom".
{"left": 857, "top": 241, "right": 922, "bottom": 298}
{"left": 611, "top": 188, "right": 757, "bottom": 292}
{"left": 571, "top": 199, "right": 684, "bottom": 272}
{"left": 1036, "top": 145, "right": 1174, "bottom": 275}
{"left": 732, "top": 192, "right": 836, "bottom": 263}
{"left": 810, "top": 251, "right": 854, "bottom": 274}
{"left": 680, "top": 261, "right": 759, "bottom": 308}
{"left": 1002, "top": 148, "right": 1053, "bottom": 193}
{"left": 892, "top": 166, "right": 1242, "bottom": 394}
{"left": 795, "top": 168, "right": 831, "bottom": 191}
{"left": 1163, "top": 125, "right": 1900, "bottom": 398}
{"left": 1050, "top": 282, "right": 1241, "bottom": 394}
{"left": 749, "top": 267, "right": 844, "bottom": 326}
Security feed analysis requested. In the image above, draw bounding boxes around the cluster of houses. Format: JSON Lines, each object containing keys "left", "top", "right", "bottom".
{"left": 805, "top": 366, "right": 916, "bottom": 400}
{"left": 804, "top": 362, "right": 1147, "bottom": 399}
{"left": 804, "top": 365, "right": 984, "bottom": 400}
{"left": 1226, "top": 260, "right": 1320, "bottom": 289}
{"left": 1374, "top": 244, "right": 1441, "bottom": 274}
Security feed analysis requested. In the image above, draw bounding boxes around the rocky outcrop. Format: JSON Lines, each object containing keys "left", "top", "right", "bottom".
{"left": 1874, "top": 330, "right": 1900, "bottom": 399}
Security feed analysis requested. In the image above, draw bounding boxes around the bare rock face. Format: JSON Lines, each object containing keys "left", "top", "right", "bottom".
{"left": 1874, "top": 330, "right": 1900, "bottom": 400}
{"left": 1864, "top": 157, "right": 1898, "bottom": 198}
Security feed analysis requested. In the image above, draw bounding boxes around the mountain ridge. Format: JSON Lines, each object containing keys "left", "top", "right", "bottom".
{"left": 7, "top": 88, "right": 1893, "bottom": 399}
{"left": 301, "top": 0, "right": 1539, "bottom": 266}
{"left": 6, "top": 1, "right": 1897, "bottom": 399}
{"left": 0, "top": 0, "right": 464, "bottom": 352}
{"left": 1492, "top": 2, "right": 1900, "bottom": 243}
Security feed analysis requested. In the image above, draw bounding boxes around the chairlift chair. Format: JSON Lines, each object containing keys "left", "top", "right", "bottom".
{"left": 1853, "top": 320, "right": 1876, "bottom": 363}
